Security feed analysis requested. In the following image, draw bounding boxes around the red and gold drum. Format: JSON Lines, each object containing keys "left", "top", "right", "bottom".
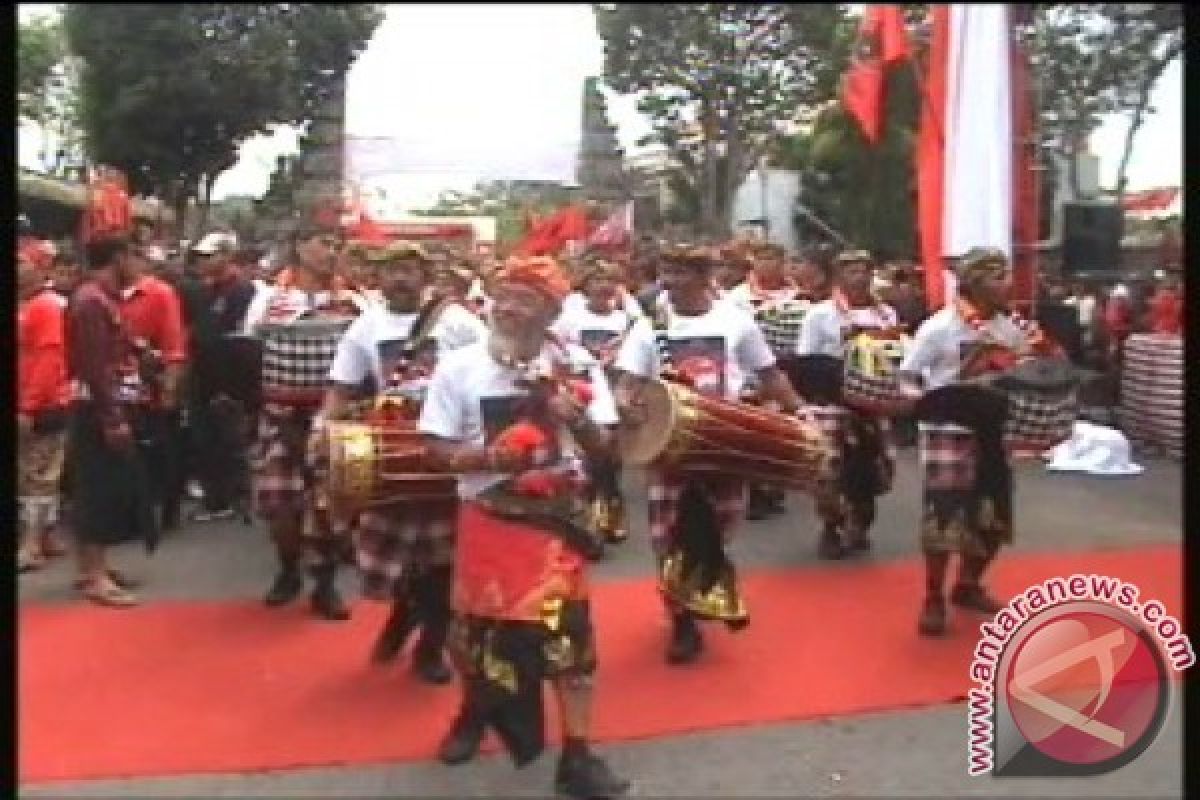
{"left": 617, "top": 379, "right": 834, "bottom": 492}
{"left": 325, "top": 420, "right": 457, "bottom": 513}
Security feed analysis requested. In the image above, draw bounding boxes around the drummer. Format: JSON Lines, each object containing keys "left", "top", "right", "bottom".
{"left": 551, "top": 257, "right": 643, "bottom": 549}
{"left": 416, "top": 255, "right": 629, "bottom": 799}
{"left": 897, "top": 247, "right": 1059, "bottom": 637}
{"left": 795, "top": 249, "right": 900, "bottom": 559}
{"left": 727, "top": 241, "right": 809, "bottom": 520}
{"left": 320, "top": 240, "right": 486, "bottom": 680}
{"left": 244, "top": 224, "right": 369, "bottom": 621}
{"left": 613, "top": 245, "right": 803, "bottom": 665}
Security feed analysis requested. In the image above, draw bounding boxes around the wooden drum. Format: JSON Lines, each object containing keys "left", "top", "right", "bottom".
{"left": 325, "top": 420, "right": 457, "bottom": 513}
{"left": 618, "top": 380, "right": 834, "bottom": 492}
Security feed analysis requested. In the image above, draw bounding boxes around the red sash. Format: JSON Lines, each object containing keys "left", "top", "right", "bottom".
{"left": 452, "top": 502, "right": 587, "bottom": 623}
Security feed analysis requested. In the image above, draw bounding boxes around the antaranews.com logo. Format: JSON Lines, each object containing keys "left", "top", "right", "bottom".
{"left": 967, "top": 573, "right": 1193, "bottom": 777}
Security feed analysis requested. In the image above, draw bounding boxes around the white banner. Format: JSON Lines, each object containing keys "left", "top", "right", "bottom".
{"left": 942, "top": 5, "right": 1013, "bottom": 260}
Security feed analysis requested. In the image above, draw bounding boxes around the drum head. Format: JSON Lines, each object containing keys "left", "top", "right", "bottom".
{"left": 617, "top": 379, "right": 678, "bottom": 466}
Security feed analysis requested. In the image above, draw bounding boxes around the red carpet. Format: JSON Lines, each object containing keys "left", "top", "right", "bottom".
{"left": 20, "top": 544, "right": 1181, "bottom": 783}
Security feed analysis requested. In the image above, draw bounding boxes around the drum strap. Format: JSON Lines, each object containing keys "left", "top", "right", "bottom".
{"left": 364, "top": 298, "right": 446, "bottom": 397}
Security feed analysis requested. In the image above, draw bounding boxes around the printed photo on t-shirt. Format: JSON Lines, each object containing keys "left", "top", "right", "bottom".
{"left": 579, "top": 328, "right": 618, "bottom": 357}
{"left": 479, "top": 393, "right": 530, "bottom": 445}
{"left": 377, "top": 338, "right": 412, "bottom": 387}
{"left": 666, "top": 336, "right": 726, "bottom": 397}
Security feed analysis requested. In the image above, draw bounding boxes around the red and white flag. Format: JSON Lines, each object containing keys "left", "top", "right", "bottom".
{"left": 842, "top": 5, "right": 911, "bottom": 145}
{"left": 587, "top": 201, "right": 634, "bottom": 250}
{"left": 916, "top": 5, "right": 1037, "bottom": 311}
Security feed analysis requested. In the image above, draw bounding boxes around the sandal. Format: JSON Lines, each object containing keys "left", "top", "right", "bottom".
{"left": 18, "top": 550, "right": 46, "bottom": 573}
{"left": 72, "top": 570, "right": 142, "bottom": 591}
{"left": 81, "top": 581, "right": 140, "bottom": 608}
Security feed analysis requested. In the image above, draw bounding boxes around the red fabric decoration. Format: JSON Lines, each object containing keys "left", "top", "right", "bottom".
{"left": 512, "top": 469, "right": 569, "bottom": 498}
{"left": 568, "top": 379, "right": 593, "bottom": 407}
{"left": 493, "top": 421, "right": 548, "bottom": 457}
{"left": 495, "top": 256, "right": 572, "bottom": 304}
{"left": 842, "top": 5, "right": 911, "bottom": 146}
{"left": 81, "top": 167, "right": 133, "bottom": 244}
{"left": 513, "top": 206, "right": 592, "bottom": 257}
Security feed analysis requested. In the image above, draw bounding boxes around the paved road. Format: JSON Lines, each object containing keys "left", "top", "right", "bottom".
{"left": 19, "top": 449, "right": 1184, "bottom": 798}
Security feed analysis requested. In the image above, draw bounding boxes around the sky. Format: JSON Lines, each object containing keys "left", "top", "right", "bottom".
{"left": 18, "top": 3, "right": 1183, "bottom": 211}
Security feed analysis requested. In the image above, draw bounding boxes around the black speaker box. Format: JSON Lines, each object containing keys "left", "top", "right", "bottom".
{"left": 1062, "top": 203, "right": 1122, "bottom": 274}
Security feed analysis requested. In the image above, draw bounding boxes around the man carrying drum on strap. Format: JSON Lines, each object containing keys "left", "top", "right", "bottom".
{"left": 726, "top": 240, "right": 810, "bottom": 521}
{"left": 417, "top": 255, "right": 630, "bottom": 799}
{"left": 794, "top": 249, "right": 900, "bottom": 559}
{"left": 613, "top": 245, "right": 803, "bottom": 665}
{"left": 897, "top": 247, "right": 1063, "bottom": 636}
{"left": 320, "top": 241, "right": 486, "bottom": 681}
{"left": 244, "top": 224, "right": 372, "bottom": 621}
{"left": 551, "top": 257, "right": 644, "bottom": 550}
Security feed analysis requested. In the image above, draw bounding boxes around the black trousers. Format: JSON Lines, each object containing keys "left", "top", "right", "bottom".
{"left": 189, "top": 397, "right": 249, "bottom": 512}
{"left": 133, "top": 407, "right": 189, "bottom": 529}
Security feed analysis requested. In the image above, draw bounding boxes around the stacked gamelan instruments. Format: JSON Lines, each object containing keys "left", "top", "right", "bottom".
{"left": 1120, "top": 333, "right": 1183, "bottom": 459}
{"left": 916, "top": 356, "right": 1080, "bottom": 454}
{"left": 617, "top": 379, "right": 835, "bottom": 491}
{"left": 258, "top": 316, "right": 354, "bottom": 408}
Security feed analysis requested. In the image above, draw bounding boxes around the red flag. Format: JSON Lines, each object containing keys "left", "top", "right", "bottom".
{"left": 842, "top": 5, "right": 911, "bottom": 146}
{"left": 587, "top": 201, "right": 634, "bottom": 251}
{"left": 81, "top": 166, "right": 133, "bottom": 244}
{"left": 916, "top": 5, "right": 950, "bottom": 309}
{"left": 1010, "top": 35, "right": 1038, "bottom": 313}
{"left": 513, "top": 205, "right": 592, "bottom": 256}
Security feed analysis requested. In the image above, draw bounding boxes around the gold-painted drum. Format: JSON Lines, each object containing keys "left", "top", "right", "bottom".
{"left": 842, "top": 331, "right": 911, "bottom": 416}
{"left": 325, "top": 420, "right": 457, "bottom": 513}
{"left": 617, "top": 379, "right": 834, "bottom": 492}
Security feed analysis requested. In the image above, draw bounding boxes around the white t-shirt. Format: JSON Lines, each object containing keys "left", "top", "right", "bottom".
{"left": 561, "top": 290, "right": 644, "bottom": 320}
{"left": 898, "top": 304, "right": 1029, "bottom": 391}
{"left": 724, "top": 281, "right": 803, "bottom": 316}
{"left": 551, "top": 303, "right": 638, "bottom": 360}
{"left": 327, "top": 302, "right": 487, "bottom": 392}
{"left": 418, "top": 339, "right": 619, "bottom": 499}
{"left": 241, "top": 286, "right": 371, "bottom": 334}
{"left": 796, "top": 298, "right": 899, "bottom": 359}
{"left": 614, "top": 301, "right": 776, "bottom": 401}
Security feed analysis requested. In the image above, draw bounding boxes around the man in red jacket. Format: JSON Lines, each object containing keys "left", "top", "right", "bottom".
{"left": 118, "top": 246, "right": 190, "bottom": 531}
{"left": 18, "top": 257, "right": 72, "bottom": 571}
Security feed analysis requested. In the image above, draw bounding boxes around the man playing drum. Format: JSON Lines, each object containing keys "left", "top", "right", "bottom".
{"left": 319, "top": 241, "right": 486, "bottom": 680}
{"left": 614, "top": 245, "right": 803, "bottom": 665}
{"left": 551, "top": 257, "right": 644, "bottom": 549}
{"left": 897, "top": 247, "right": 1062, "bottom": 636}
{"left": 794, "top": 250, "right": 900, "bottom": 559}
{"left": 244, "top": 225, "right": 371, "bottom": 621}
{"left": 726, "top": 241, "right": 811, "bottom": 521}
{"left": 418, "top": 256, "right": 629, "bottom": 799}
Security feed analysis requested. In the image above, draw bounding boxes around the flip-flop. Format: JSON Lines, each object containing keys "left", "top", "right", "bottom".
{"left": 18, "top": 552, "right": 46, "bottom": 573}
{"left": 72, "top": 570, "right": 142, "bottom": 590}
{"left": 81, "top": 582, "right": 140, "bottom": 608}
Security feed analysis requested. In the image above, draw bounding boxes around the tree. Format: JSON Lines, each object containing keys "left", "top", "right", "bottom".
{"left": 18, "top": 14, "right": 84, "bottom": 175}
{"left": 64, "top": 4, "right": 383, "bottom": 233}
{"left": 776, "top": 65, "right": 921, "bottom": 259}
{"left": 595, "top": 3, "right": 854, "bottom": 237}
{"left": 1012, "top": 4, "right": 1182, "bottom": 201}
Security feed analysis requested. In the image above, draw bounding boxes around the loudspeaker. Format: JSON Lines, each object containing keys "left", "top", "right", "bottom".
{"left": 1062, "top": 203, "right": 1122, "bottom": 274}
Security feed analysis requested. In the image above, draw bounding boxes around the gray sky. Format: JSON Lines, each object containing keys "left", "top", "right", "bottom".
{"left": 18, "top": 3, "right": 1182, "bottom": 210}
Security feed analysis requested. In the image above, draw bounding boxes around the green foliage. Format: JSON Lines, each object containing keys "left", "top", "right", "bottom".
{"left": 18, "top": 15, "right": 67, "bottom": 123}
{"left": 595, "top": 3, "right": 853, "bottom": 235}
{"left": 779, "top": 66, "right": 919, "bottom": 259}
{"left": 64, "top": 3, "right": 382, "bottom": 217}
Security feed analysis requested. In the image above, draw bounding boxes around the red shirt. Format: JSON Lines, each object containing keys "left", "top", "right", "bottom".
{"left": 18, "top": 290, "right": 71, "bottom": 415}
{"left": 118, "top": 274, "right": 188, "bottom": 363}
{"left": 1148, "top": 288, "right": 1182, "bottom": 335}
